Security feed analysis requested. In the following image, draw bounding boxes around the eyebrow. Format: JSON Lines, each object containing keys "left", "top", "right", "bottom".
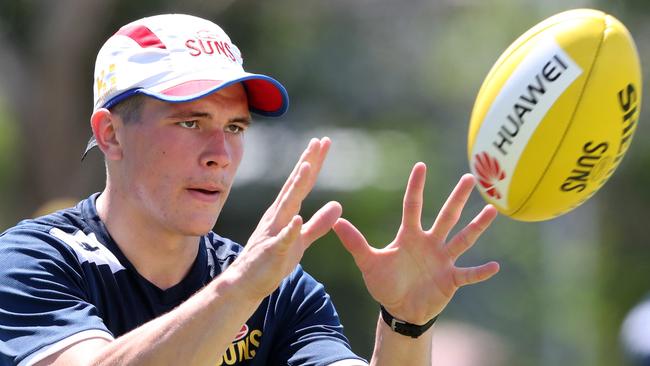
{"left": 166, "top": 111, "right": 252, "bottom": 124}
{"left": 167, "top": 111, "right": 213, "bottom": 120}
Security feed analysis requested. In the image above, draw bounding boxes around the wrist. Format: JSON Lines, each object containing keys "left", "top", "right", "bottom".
{"left": 210, "top": 265, "right": 265, "bottom": 308}
{"left": 379, "top": 305, "right": 438, "bottom": 339}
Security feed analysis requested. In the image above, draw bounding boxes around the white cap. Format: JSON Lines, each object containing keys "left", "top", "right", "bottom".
{"left": 93, "top": 14, "right": 288, "bottom": 115}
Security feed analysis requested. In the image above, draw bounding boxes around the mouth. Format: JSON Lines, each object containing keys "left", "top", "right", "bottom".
{"left": 189, "top": 188, "right": 220, "bottom": 195}
{"left": 186, "top": 187, "right": 223, "bottom": 202}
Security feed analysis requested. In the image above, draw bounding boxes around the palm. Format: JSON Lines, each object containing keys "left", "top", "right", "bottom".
{"left": 230, "top": 138, "right": 342, "bottom": 301}
{"left": 333, "top": 163, "right": 499, "bottom": 324}
{"left": 363, "top": 233, "right": 456, "bottom": 320}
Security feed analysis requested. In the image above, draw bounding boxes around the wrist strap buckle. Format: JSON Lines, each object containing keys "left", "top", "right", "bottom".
{"left": 380, "top": 305, "right": 438, "bottom": 339}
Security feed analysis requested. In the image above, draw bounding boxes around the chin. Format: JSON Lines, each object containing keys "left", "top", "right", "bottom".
{"left": 175, "top": 215, "right": 219, "bottom": 237}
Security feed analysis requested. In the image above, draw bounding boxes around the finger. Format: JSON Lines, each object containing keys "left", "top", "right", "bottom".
{"left": 304, "top": 137, "right": 331, "bottom": 187}
{"left": 445, "top": 204, "right": 497, "bottom": 260}
{"left": 272, "top": 162, "right": 313, "bottom": 229}
{"left": 428, "top": 173, "right": 476, "bottom": 241}
{"left": 257, "top": 142, "right": 317, "bottom": 227}
{"left": 275, "top": 138, "right": 321, "bottom": 205}
{"left": 265, "top": 138, "right": 331, "bottom": 229}
{"left": 401, "top": 163, "right": 426, "bottom": 230}
{"left": 332, "top": 218, "right": 373, "bottom": 271}
{"left": 301, "top": 201, "right": 343, "bottom": 246}
{"left": 452, "top": 261, "right": 500, "bottom": 287}
{"left": 277, "top": 137, "right": 330, "bottom": 201}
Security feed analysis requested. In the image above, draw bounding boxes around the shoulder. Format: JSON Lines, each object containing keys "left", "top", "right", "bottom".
{"left": 0, "top": 200, "right": 117, "bottom": 366}
{"left": 0, "top": 197, "right": 114, "bottom": 270}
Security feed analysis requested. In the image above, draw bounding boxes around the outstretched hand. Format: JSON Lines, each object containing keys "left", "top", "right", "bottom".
{"left": 333, "top": 162, "right": 499, "bottom": 324}
{"left": 229, "top": 138, "right": 341, "bottom": 301}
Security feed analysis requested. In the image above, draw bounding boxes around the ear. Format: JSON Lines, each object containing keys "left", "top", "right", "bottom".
{"left": 90, "top": 108, "right": 123, "bottom": 161}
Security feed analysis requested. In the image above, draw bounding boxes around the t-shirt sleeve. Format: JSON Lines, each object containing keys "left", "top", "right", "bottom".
{"left": 0, "top": 228, "right": 113, "bottom": 366}
{"left": 271, "top": 265, "right": 368, "bottom": 366}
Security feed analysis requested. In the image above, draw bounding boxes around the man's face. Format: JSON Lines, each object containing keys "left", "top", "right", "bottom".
{"left": 114, "top": 83, "right": 250, "bottom": 237}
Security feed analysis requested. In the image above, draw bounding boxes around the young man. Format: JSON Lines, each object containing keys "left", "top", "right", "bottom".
{"left": 0, "top": 14, "right": 499, "bottom": 365}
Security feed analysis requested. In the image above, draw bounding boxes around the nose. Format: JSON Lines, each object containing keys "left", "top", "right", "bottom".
{"left": 200, "top": 130, "right": 231, "bottom": 168}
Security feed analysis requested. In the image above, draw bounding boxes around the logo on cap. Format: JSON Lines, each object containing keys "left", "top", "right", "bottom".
{"left": 95, "top": 63, "right": 117, "bottom": 103}
{"left": 185, "top": 30, "right": 239, "bottom": 62}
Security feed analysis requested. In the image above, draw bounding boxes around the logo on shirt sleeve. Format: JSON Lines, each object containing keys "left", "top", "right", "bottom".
{"left": 50, "top": 228, "right": 125, "bottom": 273}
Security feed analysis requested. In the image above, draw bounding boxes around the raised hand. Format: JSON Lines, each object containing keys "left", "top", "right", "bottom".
{"left": 333, "top": 162, "right": 499, "bottom": 324}
{"left": 229, "top": 137, "right": 342, "bottom": 301}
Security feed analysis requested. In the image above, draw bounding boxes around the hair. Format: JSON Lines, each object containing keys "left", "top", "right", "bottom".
{"left": 108, "top": 94, "right": 148, "bottom": 123}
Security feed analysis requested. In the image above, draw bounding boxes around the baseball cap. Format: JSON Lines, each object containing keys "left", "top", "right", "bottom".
{"left": 83, "top": 13, "right": 289, "bottom": 158}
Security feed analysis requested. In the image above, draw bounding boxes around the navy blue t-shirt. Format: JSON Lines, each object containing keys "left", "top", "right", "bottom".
{"left": 0, "top": 194, "right": 367, "bottom": 366}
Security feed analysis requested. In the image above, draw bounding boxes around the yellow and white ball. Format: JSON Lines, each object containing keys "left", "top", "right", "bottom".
{"left": 467, "top": 8, "right": 642, "bottom": 221}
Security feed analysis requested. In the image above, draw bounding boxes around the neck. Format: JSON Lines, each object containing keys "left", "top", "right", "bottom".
{"left": 96, "top": 185, "right": 200, "bottom": 290}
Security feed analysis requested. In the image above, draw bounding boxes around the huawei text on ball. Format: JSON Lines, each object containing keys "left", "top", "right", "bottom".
{"left": 492, "top": 54, "right": 569, "bottom": 156}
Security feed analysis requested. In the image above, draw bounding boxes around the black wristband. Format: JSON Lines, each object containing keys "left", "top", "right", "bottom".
{"left": 379, "top": 305, "right": 438, "bottom": 339}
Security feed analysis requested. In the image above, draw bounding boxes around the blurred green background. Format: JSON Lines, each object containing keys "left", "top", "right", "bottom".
{"left": 1, "top": 0, "right": 649, "bottom": 365}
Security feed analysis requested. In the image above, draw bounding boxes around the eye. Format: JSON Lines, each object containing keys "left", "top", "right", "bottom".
{"left": 177, "top": 120, "right": 199, "bottom": 129}
{"left": 225, "top": 123, "right": 247, "bottom": 134}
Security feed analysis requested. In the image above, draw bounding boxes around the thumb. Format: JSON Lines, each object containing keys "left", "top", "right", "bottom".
{"left": 333, "top": 218, "right": 373, "bottom": 270}
{"left": 301, "top": 201, "right": 342, "bottom": 246}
